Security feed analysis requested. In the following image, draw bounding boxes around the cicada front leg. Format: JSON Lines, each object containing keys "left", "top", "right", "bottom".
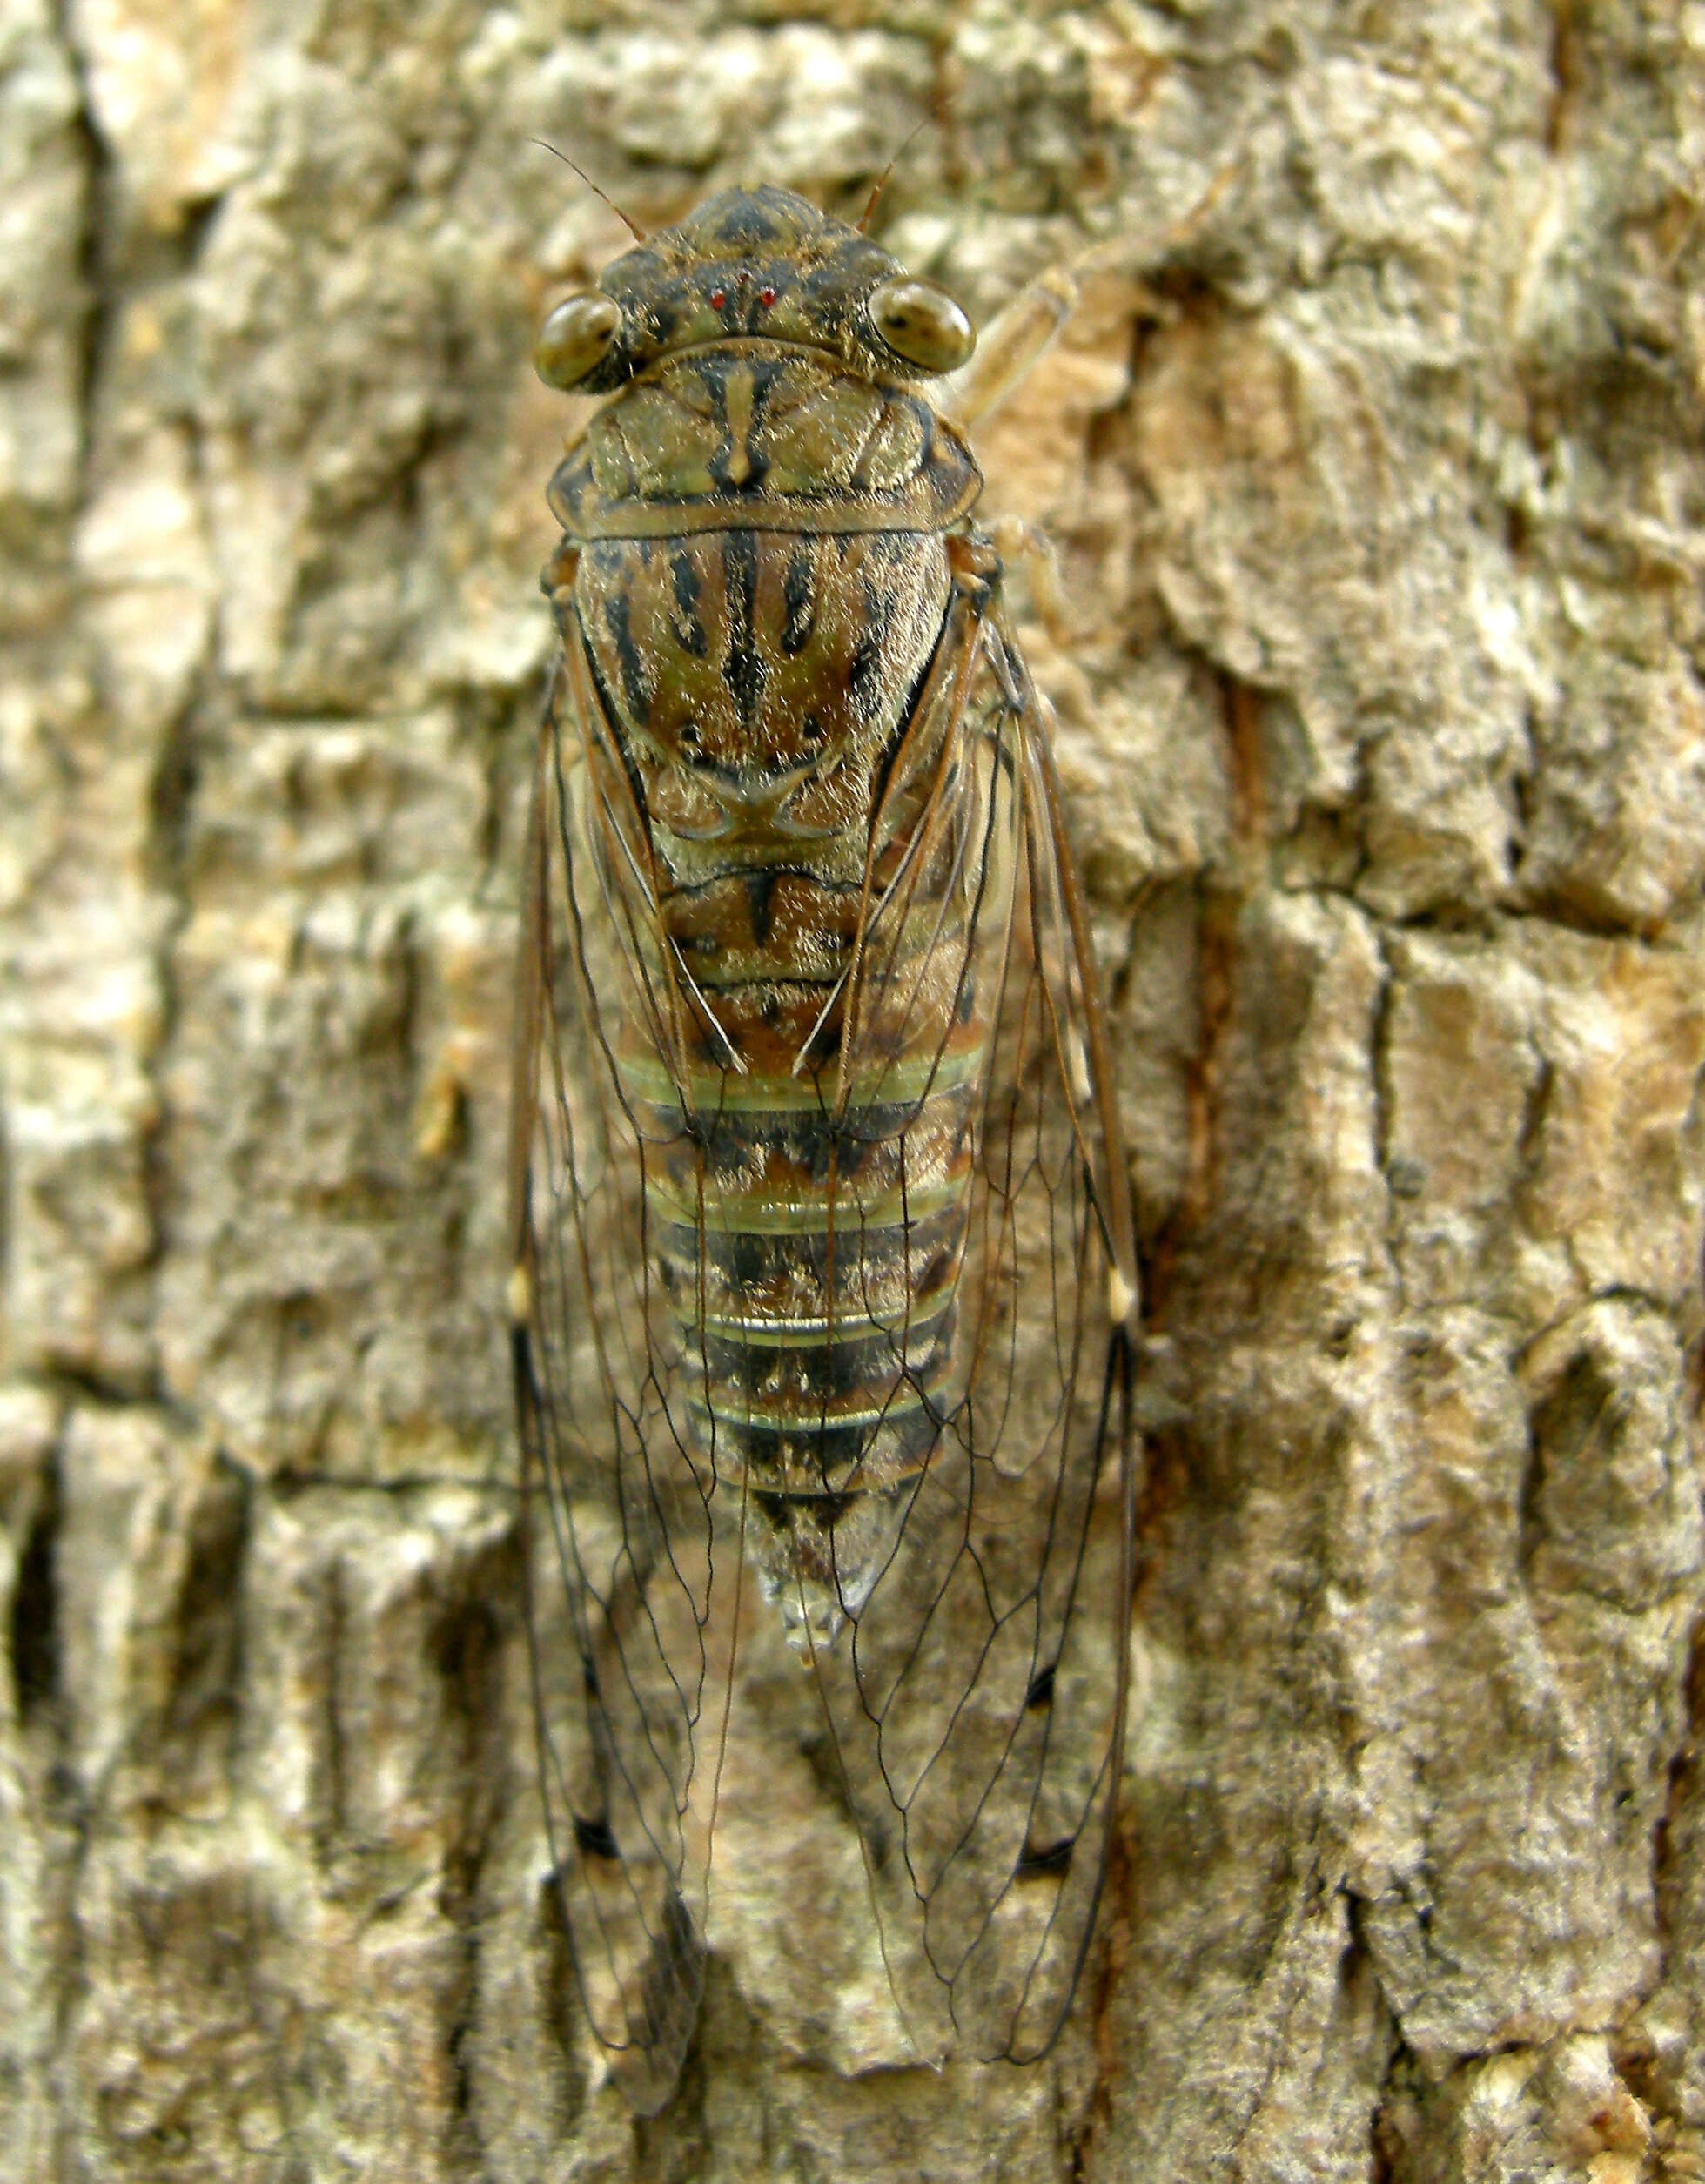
{"left": 935, "top": 161, "right": 1241, "bottom": 435}
{"left": 934, "top": 164, "right": 1241, "bottom": 658}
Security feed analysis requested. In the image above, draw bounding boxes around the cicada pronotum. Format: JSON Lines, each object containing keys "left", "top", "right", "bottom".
{"left": 508, "top": 181, "right": 1139, "bottom": 2114}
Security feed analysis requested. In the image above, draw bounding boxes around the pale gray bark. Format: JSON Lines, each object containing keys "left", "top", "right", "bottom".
{"left": 3, "top": 3, "right": 1703, "bottom": 2179}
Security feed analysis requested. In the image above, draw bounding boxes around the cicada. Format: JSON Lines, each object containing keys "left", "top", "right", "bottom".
{"left": 508, "top": 182, "right": 1139, "bottom": 2114}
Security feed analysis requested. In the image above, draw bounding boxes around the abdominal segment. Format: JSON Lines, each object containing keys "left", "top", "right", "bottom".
{"left": 629, "top": 1072, "right": 980, "bottom": 1646}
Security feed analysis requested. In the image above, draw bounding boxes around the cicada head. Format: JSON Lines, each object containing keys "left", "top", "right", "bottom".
{"left": 534, "top": 183, "right": 976, "bottom": 396}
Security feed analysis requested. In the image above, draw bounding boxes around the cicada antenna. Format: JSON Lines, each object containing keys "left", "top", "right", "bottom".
{"left": 530, "top": 139, "right": 648, "bottom": 242}
{"left": 856, "top": 118, "right": 931, "bottom": 232}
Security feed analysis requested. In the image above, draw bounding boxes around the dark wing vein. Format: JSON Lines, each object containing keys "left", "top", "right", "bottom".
{"left": 514, "top": 554, "right": 1135, "bottom": 2098}
{"left": 512, "top": 674, "right": 727, "bottom": 2117}
{"left": 798, "top": 603, "right": 1137, "bottom": 2067}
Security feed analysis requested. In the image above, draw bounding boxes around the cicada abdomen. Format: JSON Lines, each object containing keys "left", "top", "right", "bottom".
{"left": 510, "top": 185, "right": 1138, "bottom": 2114}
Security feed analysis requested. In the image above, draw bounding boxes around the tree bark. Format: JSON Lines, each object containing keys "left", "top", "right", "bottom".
{"left": 3, "top": 2, "right": 1703, "bottom": 2178}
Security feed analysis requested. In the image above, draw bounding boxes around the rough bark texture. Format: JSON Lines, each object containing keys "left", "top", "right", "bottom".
{"left": 3, "top": 2, "right": 1704, "bottom": 2178}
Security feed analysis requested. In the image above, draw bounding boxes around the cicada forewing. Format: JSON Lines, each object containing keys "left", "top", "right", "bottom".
{"left": 510, "top": 653, "right": 718, "bottom": 2119}
{"left": 511, "top": 548, "right": 1135, "bottom": 2099}
{"left": 796, "top": 595, "right": 1136, "bottom": 2068}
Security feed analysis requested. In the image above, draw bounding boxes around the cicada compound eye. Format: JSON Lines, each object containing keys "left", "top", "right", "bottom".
{"left": 534, "top": 292, "right": 622, "bottom": 389}
{"left": 866, "top": 274, "right": 976, "bottom": 373}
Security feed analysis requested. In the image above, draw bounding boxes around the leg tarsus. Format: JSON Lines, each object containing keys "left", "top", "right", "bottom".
{"left": 987, "top": 515, "right": 1073, "bottom": 651}
{"left": 986, "top": 517, "right": 1099, "bottom": 724}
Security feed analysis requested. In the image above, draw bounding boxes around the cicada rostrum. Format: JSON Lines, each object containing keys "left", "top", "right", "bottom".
{"left": 508, "top": 181, "right": 1138, "bottom": 2113}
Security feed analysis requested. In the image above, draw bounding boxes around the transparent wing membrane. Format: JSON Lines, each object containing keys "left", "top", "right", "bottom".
{"left": 805, "top": 612, "right": 1133, "bottom": 2062}
{"left": 512, "top": 569, "right": 1134, "bottom": 2103}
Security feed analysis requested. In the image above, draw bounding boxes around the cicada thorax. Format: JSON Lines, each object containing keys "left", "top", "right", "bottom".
{"left": 543, "top": 330, "right": 1010, "bottom": 1649}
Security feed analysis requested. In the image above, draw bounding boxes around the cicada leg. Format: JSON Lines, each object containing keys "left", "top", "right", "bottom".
{"left": 983, "top": 514, "right": 1077, "bottom": 655}
{"left": 933, "top": 159, "right": 1241, "bottom": 434}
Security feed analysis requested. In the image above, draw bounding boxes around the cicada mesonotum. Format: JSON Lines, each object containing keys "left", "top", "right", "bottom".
{"left": 509, "top": 183, "right": 1138, "bottom": 2113}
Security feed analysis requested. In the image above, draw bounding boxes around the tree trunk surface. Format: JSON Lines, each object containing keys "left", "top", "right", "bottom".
{"left": 3, "top": 2, "right": 1703, "bottom": 2178}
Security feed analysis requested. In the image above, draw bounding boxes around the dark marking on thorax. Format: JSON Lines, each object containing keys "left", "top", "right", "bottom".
{"left": 848, "top": 564, "right": 897, "bottom": 722}
{"left": 782, "top": 545, "right": 816, "bottom": 656}
{"left": 604, "top": 588, "right": 651, "bottom": 727}
{"left": 701, "top": 355, "right": 773, "bottom": 496}
{"left": 669, "top": 552, "right": 708, "bottom": 657}
{"left": 721, "top": 530, "right": 766, "bottom": 725}
{"left": 745, "top": 869, "right": 780, "bottom": 948}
